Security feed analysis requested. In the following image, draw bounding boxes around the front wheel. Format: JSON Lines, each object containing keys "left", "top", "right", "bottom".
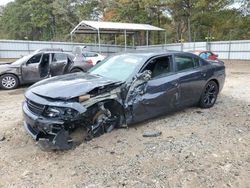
{"left": 0, "top": 74, "right": 19, "bottom": 90}
{"left": 86, "top": 103, "right": 123, "bottom": 140}
{"left": 199, "top": 81, "right": 219, "bottom": 108}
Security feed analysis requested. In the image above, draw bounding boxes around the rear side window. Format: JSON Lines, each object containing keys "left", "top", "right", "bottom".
{"left": 193, "top": 57, "right": 200, "bottom": 67}
{"left": 52, "top": 53, "right": 67, "bottom": 62}
{"left": 175, "top": 55, "right": 195, "bottom": 71}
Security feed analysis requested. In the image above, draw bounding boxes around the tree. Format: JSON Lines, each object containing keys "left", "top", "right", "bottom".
{"left": 52, "top": 0, "right": 79, "bottom": 40}
{"left": 0, "top": 0, "right": 249, "bottom": 42}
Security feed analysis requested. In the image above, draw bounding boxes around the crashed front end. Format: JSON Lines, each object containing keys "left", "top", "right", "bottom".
{"left": 22, "top": 82, "right": 124, "bottom": 150}
{"left": 23, "top": 91, "right": 88, "bottom": 150}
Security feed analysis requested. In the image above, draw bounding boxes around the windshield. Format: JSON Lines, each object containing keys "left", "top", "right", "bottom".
{"left": 12, "top": 54, "right": 33, "bottom": 65}
{"left": 88, "top": 54, "right": 144, "bottom": 82}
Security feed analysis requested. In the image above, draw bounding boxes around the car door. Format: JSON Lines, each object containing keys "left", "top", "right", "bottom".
{"left": 174, "top": 54, "right": 206, "bottom": 107}
{"left": 127, "top": 55, "right": 180, "bottom": 123}
{"left": 21, "top": 53, "right": 43, "bottom": 83}
{"left": 50, "top": 53, "right": 68, "bottom": 76}
{"left": 38, "top": 53, "right": 51, "bottom": 78}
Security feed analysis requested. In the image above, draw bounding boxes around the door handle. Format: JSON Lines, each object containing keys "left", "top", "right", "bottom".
{"left": 171, "top": 82, "right": 178, "bottom": 87}
{"left": 201, "top": 72, "right": 207, "bottom": 77}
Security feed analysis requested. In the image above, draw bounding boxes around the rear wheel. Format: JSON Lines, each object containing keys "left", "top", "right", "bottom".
{"left": 70, "top": 68, "right": 83, "bottom": 73}
{"left": 199, "top": 80, "right": 219, "bottom": 108}
{"left": 0, "top": 74, "right": 19, "bottom": 90}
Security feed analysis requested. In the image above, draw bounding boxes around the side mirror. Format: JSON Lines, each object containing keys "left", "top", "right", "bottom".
{"left": 135, "top": 70, "right": 152, "bottom": 81}
{"left": 215, "top": 54, "right": 218, "bottom": 57}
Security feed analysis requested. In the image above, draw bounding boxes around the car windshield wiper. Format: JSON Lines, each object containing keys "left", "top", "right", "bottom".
{"left": 91, "top": 73, "right": 103, "bottom": 77}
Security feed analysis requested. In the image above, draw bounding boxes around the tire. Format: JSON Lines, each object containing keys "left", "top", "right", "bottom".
{"left": 199, "top": 80, "right": 219, "bottom": 108}
{"left": 70, "top": 68, "right": 83, "bottom": 73}
{"left": 86, "top": 103, "right": 123, "bottom": 140}
{"left": 0, "top": 74, "right": 19, "bottom": 90}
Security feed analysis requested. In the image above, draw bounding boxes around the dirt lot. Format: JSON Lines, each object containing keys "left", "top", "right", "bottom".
{"left": 0, "top": 61, "right": 250, "bottom": 188}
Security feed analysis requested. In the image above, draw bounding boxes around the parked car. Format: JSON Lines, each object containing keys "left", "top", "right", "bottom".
{"left": 0, "top": 50, "right": 93, "bottom": 89}
{"left": 73, "top": 46, "right": 105, "bottom": 65}
{"left": 82, "top": 51, "right": 106, "bottom": 65}
{"left": 23, "top": 51, "right": 225, "bottom": 150}
{"left": 191, "top": 50, "right": 219, "bottom": 60}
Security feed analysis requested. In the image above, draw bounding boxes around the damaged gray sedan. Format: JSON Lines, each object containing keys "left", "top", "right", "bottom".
{"left": 23, "top": 51, "right": 225, "bottom": 149}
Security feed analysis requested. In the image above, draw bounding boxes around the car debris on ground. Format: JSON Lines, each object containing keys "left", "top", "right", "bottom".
{"left": 142, "top": 130, "right": 162, "bottom": 137}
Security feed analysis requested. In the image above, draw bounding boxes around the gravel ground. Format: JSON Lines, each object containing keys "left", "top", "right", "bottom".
{"left": 0, "top": 61, "right": 250, "bottom": 188}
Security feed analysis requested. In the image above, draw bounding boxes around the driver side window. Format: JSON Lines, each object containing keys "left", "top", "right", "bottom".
{"left": 27, "top": 54, "right": 42, "bottom": 64}
{"left": 142, "top": 56, "right": 172, "bottom": 79}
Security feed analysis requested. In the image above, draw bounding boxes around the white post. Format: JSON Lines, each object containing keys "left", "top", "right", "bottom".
{"left": 124, "top": 30, "right": 127, "bottom": 51}
{"left": 70, "top": 33, "right": 73, "bottom": 42}
{"left": 97, "top": 29, "right": 101, "bottom": 53}
{"left": 94, "top": 35, "right": 97, "bottom": 50}
{"left": 132, "top": 34, "right": 135, "bottom": 47}
{"left": 164, "top": 31, "right": 167, "bottom": 45}
{"left": 146, "top": 31, "right": 149, "bottom": 46}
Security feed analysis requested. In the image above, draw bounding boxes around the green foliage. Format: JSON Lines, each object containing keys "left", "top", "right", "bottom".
{"left": 0, "top": 0, "right": 249, "bottom": 43}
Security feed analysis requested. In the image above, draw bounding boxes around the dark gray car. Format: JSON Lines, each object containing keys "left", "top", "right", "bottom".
{"left": 23, "top": 51, "right": 225, "bottom": 150}
{"left": 0, "top": 51, "right": 93, "bottom": 89}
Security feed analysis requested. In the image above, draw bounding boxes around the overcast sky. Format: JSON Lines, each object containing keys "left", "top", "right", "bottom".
{"left": 0, "top": 0, "right": 14, "bottom": 6}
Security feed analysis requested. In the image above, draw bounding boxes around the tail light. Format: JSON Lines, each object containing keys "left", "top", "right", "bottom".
{"left": 86, "top": 59, "right": 93, "bottom": 65}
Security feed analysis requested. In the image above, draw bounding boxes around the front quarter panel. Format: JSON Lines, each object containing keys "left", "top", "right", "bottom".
{"left": 0, "top": 65, "right": 22, "bottom": 82}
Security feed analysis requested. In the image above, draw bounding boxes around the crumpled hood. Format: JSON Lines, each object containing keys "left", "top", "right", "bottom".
{"left": 0, "top": 64, "right": 12, "bottom": 72}
{"left": 28, "top": 73, "right": 120, "bottom": 99}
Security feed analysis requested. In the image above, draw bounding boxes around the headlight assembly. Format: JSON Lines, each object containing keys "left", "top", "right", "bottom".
{"left": 44, "top": 107, "right": 61, "bottom": 118}
{"left": 43, "top": 106, "right": 78, "bottom": 119}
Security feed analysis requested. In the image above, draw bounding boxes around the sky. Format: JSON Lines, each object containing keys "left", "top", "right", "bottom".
{"left": 0, "top": 0, "right": 14, "bottom": 6}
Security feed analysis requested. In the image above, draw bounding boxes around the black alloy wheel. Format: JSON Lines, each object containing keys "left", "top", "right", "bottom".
{"left": 200, "top": 80, "right": 219, "bottom": 108}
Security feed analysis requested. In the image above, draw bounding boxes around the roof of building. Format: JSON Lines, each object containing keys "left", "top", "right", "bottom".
{"left": 71, "top": 20, "right": 165, "bottom": 35}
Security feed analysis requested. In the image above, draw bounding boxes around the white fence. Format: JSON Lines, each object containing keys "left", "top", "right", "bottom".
{"left": 0, "top": 39, "right": 250, "bottom": 60}
{"left": 0, "top": 40, "right": 135, "bottom": 59}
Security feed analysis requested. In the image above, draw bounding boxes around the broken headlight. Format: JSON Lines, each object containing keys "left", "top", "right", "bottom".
{"left": 43, "top": 106, "right": 78, "bottom": 119}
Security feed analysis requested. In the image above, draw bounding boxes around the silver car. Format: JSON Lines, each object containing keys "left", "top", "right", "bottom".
{"left": 0, "top": 50, "right": 93, "bottom": 89}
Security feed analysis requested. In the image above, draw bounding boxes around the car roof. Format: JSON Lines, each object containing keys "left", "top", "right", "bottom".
{"left": 37, "top": 51, "right": 74, "bottom": 56}
{"left": 190, "top": 50, "right": 213, "bottom": 53}
{"left": 117, "top": 50, "right": 197, "bottom": 58}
